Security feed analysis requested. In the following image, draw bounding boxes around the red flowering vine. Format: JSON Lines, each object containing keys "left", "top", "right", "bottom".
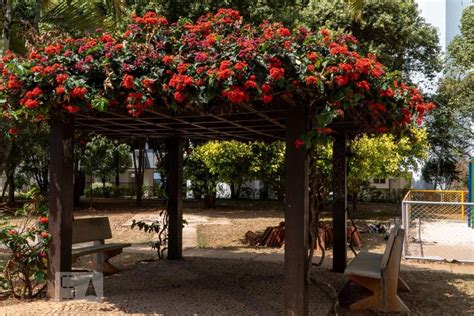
{"left": 0, "top": 8, "right": 434, "bottom": 143}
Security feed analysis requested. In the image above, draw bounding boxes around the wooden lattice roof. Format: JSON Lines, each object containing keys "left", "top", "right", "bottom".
{"left": 75, "top": 106, "right": 289, "bottom": 141}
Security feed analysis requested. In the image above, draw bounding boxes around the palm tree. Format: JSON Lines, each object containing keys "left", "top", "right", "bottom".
{"left": 0, "top": 0, "right": 121, "bottom": 54}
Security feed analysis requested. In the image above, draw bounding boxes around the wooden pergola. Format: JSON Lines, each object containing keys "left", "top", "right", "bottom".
{"left": 46, "top": 102, "right": 349, "bottom": 315}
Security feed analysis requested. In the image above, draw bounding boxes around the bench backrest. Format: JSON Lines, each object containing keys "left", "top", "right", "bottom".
{"left": 72, "top": 217, "right": 112, "bottom": 244}
{"left": 380, "top": 224, "right": 404, "bottom": 270}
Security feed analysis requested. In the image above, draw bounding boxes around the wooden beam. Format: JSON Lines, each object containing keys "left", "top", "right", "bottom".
{"left": 332, "top": 131, "right": 347, "bottom": 272}
{"left": 207, "top": 113, "right": 281, "bottom": 140}
{"left": 284, "top": 105, "right": 309, "bottom": 316}
{"left": 147, "top": 109, "right": 253, "bottom": 141}
{"left": 167, "top": 137, "right": 183, "bottom": 260}
{"left": 240, "top": 103, "right": 286, "bottom": 129}
{"left": 47, "top": 113, "right": 75, "bottom": 300}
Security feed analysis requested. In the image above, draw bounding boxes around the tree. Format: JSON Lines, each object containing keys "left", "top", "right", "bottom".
{"left": 423, "top": 6, "right": 473, "bottom": 189}
{"left": 184, "top": 149, "right": 219, "bottom": 208}
{"left": 0, "top": 1, "right": 112, "bottom": 54}
{"left": 348, "top": 128, "right": 428, "bottom": 204}
{"left": 112, "top": 140, "right": 132, "bottom": 187}
{"left": 191, "top": 141, "right": 254, "bottom": 199}
{"left": 250, "top": 141, "right": 285, "bottom": 199}
{"left": 81, "top": 135, "right": 115, "bottom": 187}
{"left": 18, "top": 125, "right": 50, "bottom": 196}
{"left": 300, "top": 0, "right": 442, "bottom": 79}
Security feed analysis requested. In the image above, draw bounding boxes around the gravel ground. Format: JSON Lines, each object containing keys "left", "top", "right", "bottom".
{"left": 0, "top": 257, "right": 346, "bottom": 315}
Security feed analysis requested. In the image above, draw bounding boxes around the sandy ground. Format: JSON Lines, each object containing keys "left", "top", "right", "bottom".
{"left": 0, "top": 199, "right": 473, "bottom": 315}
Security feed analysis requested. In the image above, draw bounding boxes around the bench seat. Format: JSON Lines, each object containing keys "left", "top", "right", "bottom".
{"left": 72, "top": 243, "right": 131, "bottom": 259}
{"left": 72, "top": 217, "right": 131, "bottom": 274}
{"left": 345, "top": 252, "right": 383, "bottom": 279}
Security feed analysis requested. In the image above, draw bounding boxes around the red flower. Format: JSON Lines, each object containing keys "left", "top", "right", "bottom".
{"left": 44, "top": 44, "right": 62, "bottom": 55}
{"left": 376, "top": 127, "right": 389, "bottom": 133}
{"left": 320, "top": 29, "right": 331, "bottom": 37}
{"left": 162, "top": 55, "right": 174, "bottom": 65}
{"left": 222, "top": 86, "right": 249, "bottom": 104}
{"left": 70, "top": 87, "right": 87, "bottom": 99}
{"left": 29, "top": 51, "right": 41, "bottom": 59}
{"left": 169, "top": 74, "right": 194, "bottom": 90}
{"left": 8, "top": 128, "right": 17, "bottom": 135}
{"left": 56, "top": 85, "right": 65, "bottom": 95}
{"left": 174, "top": 91, "right": 186, "bottom": 103}
{"left": 7, "top": 229, "right": 17, "bottom": 235}
{"left": 24, "top": 99, "right": 39, "bottom": 109}
{"left": 217, "top": 68, "right": 234, "bottom": 81}
{"left": 177, "top": 63, "right": 190, "bottom": 74}
{"left": 195, "top": 52, "right": 208, "bottom": 62}
{"left": 122, "top": 74, "right": 135, "bottom": 89}
{"left": 278, "top": 28, "right": 291, "bottom": 37}
{"left": 338, "top": 63, "right": 352, "bottom": 72}
{"left": 39, "top": 216, "right": 48, "bottom": 225}
{"left": 269, "top": 67, "right": 285, "bottom": 81}
{"left": 370, "top": 65, "right": 384, "bottom": 78}
{"left": 6, "top": 75, "right": 21, "bottom": 89}
{"left": 142, "top": 78, "right": 155, "bottom": 89}
{"left": 31, "top": 65, "right": 44, "bottom": 73}
{"left": 158, "top": 17, "right": 168, "bottom": 25}
{"left": 355, "top": 80, "right": 370, "bottom": 92}
{"left": 334, "top": 75, "right": 349, "bottom": 87}
{"left": 307, "top": 52, "right": 318, "bottom": 62}
{"left": 379, "top": 88, "right": 395, "bottom": 97}
{"left": 64, "top": 105, "right": 81, "bottom": 113}
{"left": 234, "top": 62, "right": 248, "bottom": 71}
{"left": 39, "top": 252, "right": 47, "bottom": 258}
{"left": 305, "top": 76, "right": 318, "bottom": 86}
{"left": 294, "top": 138, "right": 305, "bottom": 149}
{"left": 261, "top": 84, "right": 271, "bottom": 94}
{"left": 40, "top": 232, "right": 49, "bottom": 239}
{"left": 244, "top": 80, "right": 258, "bottom": 89}
{"left": 329, "top": 43, "right": 349, "bottom": 55}
{"left": 262, "top": 94, "right": 273, "bottom": 104}
{"left": 354, "top": 58, "right": 372, "bottom": 74}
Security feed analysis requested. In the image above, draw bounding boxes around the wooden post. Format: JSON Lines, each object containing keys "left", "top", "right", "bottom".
{"left": 284, "top": 105, "right": 309, "bottom": 316}
{"left": 166, "top": 137, "right": 183, "bottom": 260}
{"left": 332, "top": 131, "right": 347, "bottom": 272}
{"left": 47, "top": 113, "right": 74, "bottom": 299}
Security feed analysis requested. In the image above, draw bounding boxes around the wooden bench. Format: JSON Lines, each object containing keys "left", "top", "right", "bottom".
{"left": 344, "top": 224, "right": 410, "bottom": 313}
{"left": 72, "top": 217, "right": 131, "bottom": 274}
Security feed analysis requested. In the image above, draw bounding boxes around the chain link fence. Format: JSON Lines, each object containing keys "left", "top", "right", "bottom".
{"left": 402, "top": 190, "right": 474, "bottom": 263}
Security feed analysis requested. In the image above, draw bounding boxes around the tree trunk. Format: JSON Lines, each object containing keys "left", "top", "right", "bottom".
{"left": 133, "top": 139, "right": 145, "bottom": 207}
{"left": 230, "top": 183, "right": 236, "bottom": 199}
{"left": 7, "top": 169, "right": 14, "bottom": 204}
{"left": 1, "top": 0, "right": 12, "bottom": 52}
{"left": 73, "top": 169, "right": 84, "bottom": 207}
{"left": 204, "top": 193, "right": 216, "bottom": 208}
{"left": 0, "top": 141, "right": 11, "bottom": 177}
{"left": 33, "top": 0, "right": 41, "bottom": 31}
{"left": 1, "top": 175, "right": 9, "bottom": 201}
{"left": 352, "top": 191, "right": 358, "bottom": 215}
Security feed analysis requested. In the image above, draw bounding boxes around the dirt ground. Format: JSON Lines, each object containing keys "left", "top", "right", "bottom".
{"left": 0, "top": 198, "right": 473, "bottom": 315}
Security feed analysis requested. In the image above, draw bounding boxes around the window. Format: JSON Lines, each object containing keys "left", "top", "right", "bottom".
{"left": 373, "top": 178, "right": 386, "bottom": 184}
